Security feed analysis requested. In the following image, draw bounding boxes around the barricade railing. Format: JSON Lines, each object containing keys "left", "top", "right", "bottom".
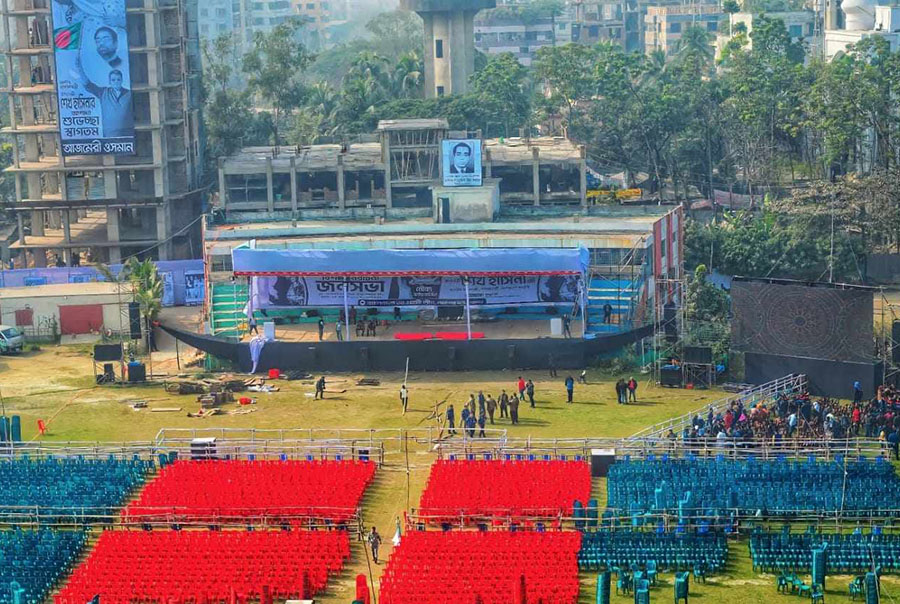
{"left": 0, "top": 439, "right": 387, "bottom": 463}
{"left": 0, "top": 505, "right": 364, "bottom": 531}
{"left": 404, "top": 507, "right": 900, "bottom": 534}
{"left": 436, "top": 436, "right": 886, "bottom": 461}
{"left": 629, "top": 373, "right": 808, "bottom": 440}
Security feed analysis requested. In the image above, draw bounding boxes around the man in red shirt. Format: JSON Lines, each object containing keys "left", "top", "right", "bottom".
{"left": 852, "top": 405, "right": 861, "bottom": 436}
{"left": 517, "top": 376, "right": 526, "bottom": 399}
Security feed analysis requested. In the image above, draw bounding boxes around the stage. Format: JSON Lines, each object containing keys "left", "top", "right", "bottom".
{"left": 162, "top": 323, "right": 652, "bottom": 373}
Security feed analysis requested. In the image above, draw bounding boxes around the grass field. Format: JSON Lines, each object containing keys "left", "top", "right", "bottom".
{"left": 3, "top": 345, "right": 899, "bottom": 603}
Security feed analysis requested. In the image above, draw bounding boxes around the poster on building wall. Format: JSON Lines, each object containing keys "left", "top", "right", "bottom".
{"left": 68, "top": 274, "right": 93, "bottom": 283}
{"left": 51, "top": 0, "right": 135, "bottom": 156}
{"left": 161, "top": 271, "right": 175, "bottom": 307}
{"left": 24, "top": 277, "right": 48, "bottom": 286}
{"left": 441, "top": 139, "right": 483, "bottom": 187}
{"left": 250, "top": 275, "right": 580, "bottom": 309}
{"left": 184, "top": 271, "right": 205, "bottom": 306}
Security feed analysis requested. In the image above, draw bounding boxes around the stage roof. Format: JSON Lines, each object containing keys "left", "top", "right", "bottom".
{"left": 232, "top": 247, "right": 589, "bottom": 277}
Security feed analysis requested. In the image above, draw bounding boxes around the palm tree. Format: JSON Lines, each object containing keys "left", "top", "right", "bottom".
{"left": 96, "top": 258, "right": 163, "bottom": 351}
{"left": 391, "top": 52, "right": 424, "bottom": 98}
{"left": 676, "top": 25, "right": 714, "bottom": 65}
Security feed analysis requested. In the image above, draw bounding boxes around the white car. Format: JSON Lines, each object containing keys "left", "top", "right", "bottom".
{"left": 0, "top": 325, "right": 24, "bottom": 354}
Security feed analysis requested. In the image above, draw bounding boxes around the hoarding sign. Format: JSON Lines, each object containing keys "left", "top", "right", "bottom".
{"left": 51, "top": 0, "right": 135, "bottom": 156}
{"left": 441, "top": 139, "right": 482, "bottom": 187}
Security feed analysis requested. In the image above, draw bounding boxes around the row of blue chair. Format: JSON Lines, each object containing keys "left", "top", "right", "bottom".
{"left": 0, "top": 456, "right": 152, "bottom": 515}
{"left": 0, "top": 529, "right": 87, "bottom": 604}
{"left": 608, "top": 456, "right": 900, "bottom": 515}
{"left": 751, "top": 531, "right": 900, "bottom": 574}
{"left": 578, "top": 531, "right": 727, "bottom": 573}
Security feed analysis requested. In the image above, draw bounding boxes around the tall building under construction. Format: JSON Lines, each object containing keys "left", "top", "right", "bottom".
{"left": 0, "top": 0, "right": 205, "bottom": 266}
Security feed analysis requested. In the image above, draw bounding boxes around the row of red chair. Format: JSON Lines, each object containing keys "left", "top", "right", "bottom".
{"left": 418, "top": 460, "right": 592, "bottom": 518}
{"left": 379, "top": 530, "right": 581, "bottom": 604}
{"left": 123, "top": 459, "right": 376, "bottom": 522}
{"left": 54, "top": 529, "right": 350, "bottom": 604}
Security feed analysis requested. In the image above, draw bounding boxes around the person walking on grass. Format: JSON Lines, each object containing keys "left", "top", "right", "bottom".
{"left": 368, "top": 527, "right": 382, "bottom": 564}
{"left": 400, "top": 383, "right": 409, "bottom": 414}
{"left": 446, "top": 404, "right": 456, "bottom": 435}
{"left": 499, "top": 390, "right": 509, "bottom": 418}
{"left": 486, "top": 394, "right": 497, "bottom": 424}
{"left": 510, "top": 393, "right": 520, "bottom": 425}
{"left": 517, "top": 376, "right": 526, "bottom": 400}
{"left": 314, "top": 376, "right": 326, "bottom": 400}
{"left": 627, "top": 376, "right": 638, "bottom": 403}
{"left": 526, "top": 379, "right": 535, "bottom": 408}
{"left": 565, "top": 375, "right": 575, "bottom": 403}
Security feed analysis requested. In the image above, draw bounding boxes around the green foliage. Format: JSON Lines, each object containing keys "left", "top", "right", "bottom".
{"left": 242, "top": 21, "right": 314, "bottom": 145}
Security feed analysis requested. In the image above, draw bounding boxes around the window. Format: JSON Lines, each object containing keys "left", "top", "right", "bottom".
{"left": 435, "top": 38, "right": 443, "bottom": 58}
{"left": 589, "top": 25, "right": 599, "bottom": 36}
{"left": 200, "top": 8, "right": 208, "bottom": 15}
{"left": 252, "top": 2, "right": 263, "bottom": 9}
{"left": 789, "top": 24, "right": 802, "bottom": 37}
{"left": 218, "top": 23, "right": 228, "bottom": 31}
{"left": 558, "top": 22, "right": 565, "bottom": 29}
{"left": 253, "top": 17, "right": 263, "bottom": 24}
{"left": 706, "top": 20, "right": 717, "bottom": 31}
{"left": 436, "top": 85, "right": 444, "bottom": 96}
{"left": 669, "top": 22, "right": 681, "bottom": 33}
{"left": 268, "top": 1, "right": 289, "bottom": 9}
{"left": 306, "top": 2, "right": 314, "bottom": 8}
{"left": 201, "top": 24, "right": 209, "bottom": 33}
{"left": 216, "top": 8, "right": 226, "bottom": 17}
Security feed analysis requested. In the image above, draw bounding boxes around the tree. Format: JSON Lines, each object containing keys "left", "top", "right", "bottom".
{"left": 202, "top": 33, "right": 255, "bottom": 160}
{"left": 242, "top": 21, "right": 313, "bottom": 146}
{"left": 722, "top": 0, "right": 740, "bottom": 35}
{"left": 469, "top": 52, "right": 532, "bottom": 136}
{"left": 533, "top": 43, "right": 598, "bottom": 137}
{"left": 365, "top": 9, "right": 423, "bottom": 60}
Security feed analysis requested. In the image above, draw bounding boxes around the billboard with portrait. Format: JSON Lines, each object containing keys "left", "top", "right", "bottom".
{"left": 51, "top": 0, "right": 135, "bottom": 156}
{"left": 250, "top": 275, "right": 580, "bottom": 309}
{"left": 441, "top": 139, "right": 482, "bottom": 187}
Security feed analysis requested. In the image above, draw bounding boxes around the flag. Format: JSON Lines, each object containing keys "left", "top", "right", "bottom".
{"left": 54, "top": 22, "right": 81, "bottom": 50}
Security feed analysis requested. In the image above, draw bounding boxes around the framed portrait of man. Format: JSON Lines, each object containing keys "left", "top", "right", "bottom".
{"left": 442, "top": 139, "right": 482, "bottom": 187}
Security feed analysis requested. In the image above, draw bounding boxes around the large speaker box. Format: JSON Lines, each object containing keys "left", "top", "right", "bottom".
{"left": 190, "top": 437, "right": 217, "bottom": 460}
{"left": 94, "top": 343, "right": 122, "bottom": 362}
{"left": 128, "top": 302, "right": 142, "bottom": 340}
{"left": 683, "top": 346, "right": 712, "bottom": 364}
{"left": 590, "top": 448, "right": 616, "bottom": 477}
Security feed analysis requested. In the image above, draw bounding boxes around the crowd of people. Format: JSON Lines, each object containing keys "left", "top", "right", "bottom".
{"left": 441, "top": 373, "right": 590, "bottom": 437}
{"left": 669, "top": 383, "right": 900, "bottom": 458}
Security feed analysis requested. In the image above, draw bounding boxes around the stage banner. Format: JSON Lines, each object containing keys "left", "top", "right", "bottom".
{"left": 51, "top": 0, "right": 135, "bottom": 156}
{"left": 251, "top": 275, "right": 580, "bottom": 309}
{"left": 183, "top": 270, "right": 205, "bottom": 306}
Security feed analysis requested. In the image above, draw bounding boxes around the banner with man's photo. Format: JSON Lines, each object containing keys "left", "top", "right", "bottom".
{"left": 51, "top": 0, "right": 135, "bottom": 156}
{"left": 441, "top": 139, "right": 482, "bottom": 187}
{"left": 250, "top": 275, "right": 580, "bottom": 309}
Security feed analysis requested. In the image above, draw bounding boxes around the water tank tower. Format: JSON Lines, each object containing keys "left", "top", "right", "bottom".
{"left": 842, "top": 0, "right": 876, "bottom": 29}
{"left": 401, "top": 0, "right": 496, "bottom": 98}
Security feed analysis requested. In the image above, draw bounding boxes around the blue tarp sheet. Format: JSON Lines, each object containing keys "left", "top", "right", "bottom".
{"left": 233, "top": 247, "right": 589, "bottom": 276}
{"left": 0, "top": 259, "right": 204, "bottom": 306}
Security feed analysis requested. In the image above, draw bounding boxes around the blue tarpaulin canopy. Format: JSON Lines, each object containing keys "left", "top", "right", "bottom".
{"left": 232, "top": 247, "right": 589, "bottom": 277}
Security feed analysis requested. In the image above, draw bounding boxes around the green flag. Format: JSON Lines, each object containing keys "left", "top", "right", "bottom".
{"left": 53, "top": 22, "right": 81, "bottom": 50}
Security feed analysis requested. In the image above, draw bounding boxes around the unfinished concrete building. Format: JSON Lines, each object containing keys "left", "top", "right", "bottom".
{"left": 0, "top": 0, "right": 205, "bottom": 266}
{"left": 218, "top": 119, "right": 587, "bottom": 220}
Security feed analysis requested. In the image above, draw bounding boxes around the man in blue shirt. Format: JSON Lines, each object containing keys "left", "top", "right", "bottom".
{"left": 446, "top": 404, "right": 456, "bottom": 436}
{"left": 565, "top": 375, "right": 575, "bottom": 403}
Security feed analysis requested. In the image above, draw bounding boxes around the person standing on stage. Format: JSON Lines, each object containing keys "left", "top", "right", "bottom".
{"left": 317, "top": 317, "right": 325, "bottom": 341}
